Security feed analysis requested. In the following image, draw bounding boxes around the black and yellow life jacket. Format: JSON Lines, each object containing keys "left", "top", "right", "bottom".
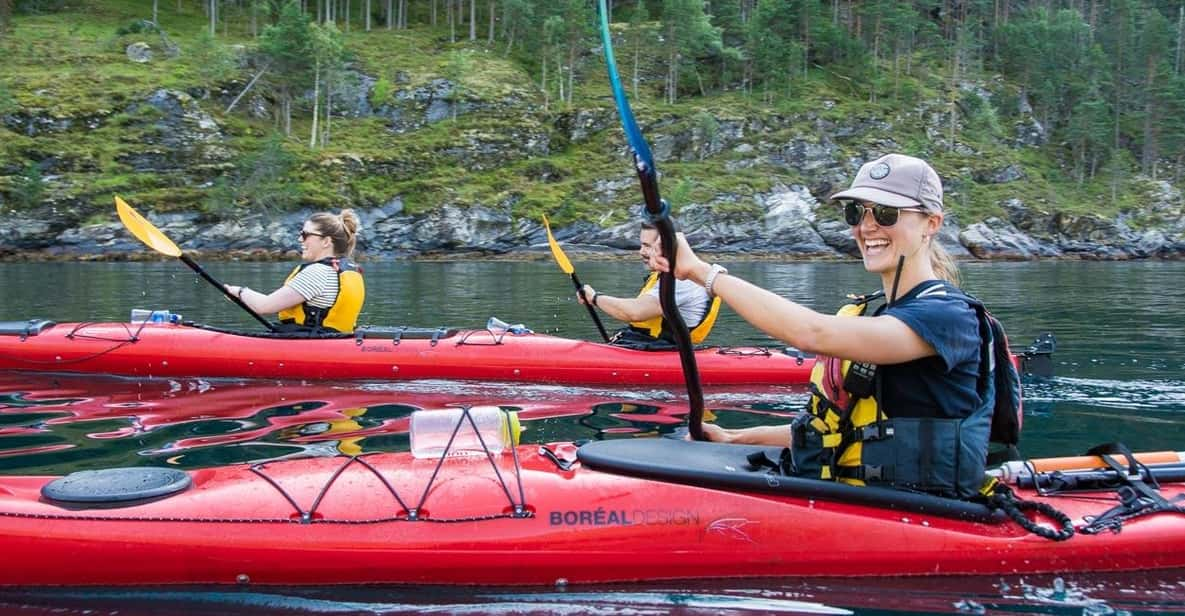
{"left": 785, "top": 285, "right": 1000, "bottom": 499}
{"left": 626, "top": 271, "right": 721, "bottom": 345}
{"left": 277, "top": 257, "right": 365, "bottom": 334}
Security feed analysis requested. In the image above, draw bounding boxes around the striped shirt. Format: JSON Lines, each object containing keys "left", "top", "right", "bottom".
{"left": 285, "top": 262, "right": 339, "bottom": 309}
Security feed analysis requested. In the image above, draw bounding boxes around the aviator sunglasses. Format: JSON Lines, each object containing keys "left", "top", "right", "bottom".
{"left": 842, "top": 201, "right": 924, "bottom": 227}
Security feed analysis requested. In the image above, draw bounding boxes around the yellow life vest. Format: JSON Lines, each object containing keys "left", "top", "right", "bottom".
{"left": 798, "top": 292, "right": 887, "bottom": 484}
{"left": 277, "top": 257, "right": 365, "bottom": 333}
{"left": 787, "top": 285, "right": 997, "bottom": 499}
{"left": 628, "top": 272, "right": 721, "bottom": 344}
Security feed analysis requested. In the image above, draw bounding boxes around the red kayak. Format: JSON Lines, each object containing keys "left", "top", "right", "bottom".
{"left": 0, "top": 320, "right": 1054, "bottom": 385}
{"left": 0, "top": 437, "right": 1179, "bottom": 586}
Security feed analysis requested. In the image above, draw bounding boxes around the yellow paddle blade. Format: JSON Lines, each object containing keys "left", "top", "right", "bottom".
{"left": 542, "top": 215, "right": 574, "bottom": 275}
{"left": 115, "top": 195, "right": 182, "bottom": 257}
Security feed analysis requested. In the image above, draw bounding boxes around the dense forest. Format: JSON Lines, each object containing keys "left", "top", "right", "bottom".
{"left": 0, "top": 0, "right": 1183, "bottom": 255}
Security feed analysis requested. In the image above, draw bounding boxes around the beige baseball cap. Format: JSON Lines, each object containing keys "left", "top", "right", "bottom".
{"left": 830, "top": 153, "right": 943, "bottom": 212}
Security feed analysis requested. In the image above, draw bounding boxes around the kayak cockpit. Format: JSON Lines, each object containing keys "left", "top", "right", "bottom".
{"left": 576, "top": 438, "right": 1003, "bottom": 523}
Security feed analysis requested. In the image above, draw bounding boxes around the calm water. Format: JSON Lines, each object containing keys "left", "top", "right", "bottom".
{"left": 1, "top": 259, "right": 1184, "bottom": 614}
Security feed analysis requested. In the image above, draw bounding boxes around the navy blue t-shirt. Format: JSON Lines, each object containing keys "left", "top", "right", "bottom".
{"left": 875, "top": 281, "right": 982, "bottom": 420}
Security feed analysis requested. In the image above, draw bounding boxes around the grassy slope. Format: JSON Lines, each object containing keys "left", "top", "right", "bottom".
{"left": 0, "top": 0, "right": 1159, "bottom": 232}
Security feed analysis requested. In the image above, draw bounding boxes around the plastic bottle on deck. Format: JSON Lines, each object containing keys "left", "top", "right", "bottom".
{"left": 131, "top": 309, "right": 182, "bottom": 324}
{"left": 410, "top": 406, "right": 522, "bottom": 458}
{"left": 486, "top": 316, "right": 532, "bottom": 335}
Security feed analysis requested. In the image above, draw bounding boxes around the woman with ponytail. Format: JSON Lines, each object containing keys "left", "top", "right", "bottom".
{"left": 652, "top": 154, "right": 997, "bottom": 498}
{"left": 226, "top": 209, "right": 366, "bottom": 334}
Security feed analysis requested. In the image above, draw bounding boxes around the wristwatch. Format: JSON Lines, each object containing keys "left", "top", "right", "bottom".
{"left": 704, "top": 264, "right": 728, "bottom": 298}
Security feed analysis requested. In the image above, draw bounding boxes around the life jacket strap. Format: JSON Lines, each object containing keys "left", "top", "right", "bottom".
{"left": 846, "top": 422, "right": 895, "bottom": 443}
{"left": 836, "top": 464, "right": 892, "bottom": 483}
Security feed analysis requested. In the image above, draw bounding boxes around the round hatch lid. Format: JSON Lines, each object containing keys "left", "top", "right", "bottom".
{"left": 41, "top": 467, "right": 192, "bottom": 503}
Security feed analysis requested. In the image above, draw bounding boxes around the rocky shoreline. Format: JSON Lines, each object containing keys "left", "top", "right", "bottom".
{"left": 5, "top": 180, "right": 1184, "bottom": 262}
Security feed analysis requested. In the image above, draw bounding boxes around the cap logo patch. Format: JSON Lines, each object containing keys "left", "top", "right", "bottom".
{"left": 869, "top": 162, "right": 890, "bottom": 180}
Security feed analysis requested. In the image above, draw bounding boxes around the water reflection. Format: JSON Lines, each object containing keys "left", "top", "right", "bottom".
{"left": 1, "top": 569, "right": 1182, "bottom": 615}
{"left": 0, "top": 372, "right": 807, "bottom": 474}
{"left": 2, "top": 372, "right": 1184, "bottom": 474}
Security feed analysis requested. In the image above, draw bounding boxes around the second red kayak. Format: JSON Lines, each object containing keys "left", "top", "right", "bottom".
{"left": 0, "top": 437, "right": 1180, "bottom": 586}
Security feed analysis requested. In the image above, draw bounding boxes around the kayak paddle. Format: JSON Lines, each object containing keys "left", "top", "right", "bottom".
{"left": 596, "top": 0, "right": 706, "bottom": 440}
{"left": 114, "top": 196, "right": 278, "bottom": 332}
{"left": 542, "top": 215, "right": 610, "bottom": 343}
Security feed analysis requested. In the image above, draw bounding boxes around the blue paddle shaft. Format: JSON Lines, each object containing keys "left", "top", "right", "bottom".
{"left": 597, "top": 0, "right": 705, "bottom": 441}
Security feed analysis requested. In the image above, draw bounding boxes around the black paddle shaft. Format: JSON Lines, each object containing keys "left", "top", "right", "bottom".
{"left": 652, "top": 221, "right": 706, "bottom": 441}
{"left": 179, "top": 254, "right": 278, "bottom": 332}
{"left": 597, "top": 0, "right": 705, "bottom": 441}
{"left": 570, "top": 273, "right": 611, "bottom": 342}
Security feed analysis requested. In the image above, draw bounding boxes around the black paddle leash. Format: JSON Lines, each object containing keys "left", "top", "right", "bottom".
{"left": 597, "top": 0, "right": 706, "bottom": 440}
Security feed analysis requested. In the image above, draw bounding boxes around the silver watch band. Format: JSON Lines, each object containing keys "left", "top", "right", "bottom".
{"left": 705, "top": 264, "right": 728, "bottom": 298}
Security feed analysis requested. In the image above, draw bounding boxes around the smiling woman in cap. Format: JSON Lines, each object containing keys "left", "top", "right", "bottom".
{"left": 649, "top": 153, "right": 999, "bottom": 499}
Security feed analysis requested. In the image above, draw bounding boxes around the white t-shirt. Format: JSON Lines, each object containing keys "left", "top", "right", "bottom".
{"left": 285, "top": 262, "right": 339, "bottom": 309}
{"left": 646, "top": 276, "right": 710, "bottom": 326}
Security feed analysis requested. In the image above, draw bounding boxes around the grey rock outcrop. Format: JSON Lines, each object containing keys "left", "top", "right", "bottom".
{"left": 960, "top": 218, "right": 1052, "bottom": 259}
{"left": 117, "top": 89, "right": 232, "bottom": 174}
{"left": 126, "top": 42, "right": 153, "bottom": 63}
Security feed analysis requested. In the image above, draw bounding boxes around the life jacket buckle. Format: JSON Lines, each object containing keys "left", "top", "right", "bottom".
{"left": 862, "top": 465, "right": 885, "bottom": 481}
{"left": 852, "top": 423, "right": 894, "bottom": 442}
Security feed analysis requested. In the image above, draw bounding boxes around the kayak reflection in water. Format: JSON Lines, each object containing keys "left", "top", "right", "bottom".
{"left": 651, "top": 154, "right": 998, "bottom": 499}
{"left": 224, "top": 209, "right": 366, "bottom": 334}
{"left": 578, "top": 222, "right": 721, "bottom": 350}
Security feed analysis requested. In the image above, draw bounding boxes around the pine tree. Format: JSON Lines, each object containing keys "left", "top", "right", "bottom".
{"left": 500, "top": 0, "right": 532, "bottom": 55}
{"left": 1134, "top": 6, "right": 1174, "bottom": 176}
{"left": 260, "top": 1, "right": 315, "bottom": 135}
{"left": 308, "top": 20, "right": 344, "bottom": 148}
{"left": 747, "top": 0, "right": 802, "bottom": 102}
{"left": 661, "top": 0, "right": 720, "bottom": 103}
{"left": 0, "top": 0, "right": 11, "bottom": 37}
{"left": 559, "top": 0, "right": 593, "bottom": 105}
{"left": 707, "top": 0, "right": 746, "bottom": 93}
{"left": 627, "top": 0, "right": 648, "bottom": 96}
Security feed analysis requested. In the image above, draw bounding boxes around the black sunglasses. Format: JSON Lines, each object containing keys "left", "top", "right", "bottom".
{"left": 842, "top": 201, "right": 923, "bottom": 227}
{"left": 299, "top": 230, "right": 326, "bottom": 241}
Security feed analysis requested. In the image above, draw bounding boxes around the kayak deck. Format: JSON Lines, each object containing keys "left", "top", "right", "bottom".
{"left": 0, "top": 320, "right": 816, "bottom": 385}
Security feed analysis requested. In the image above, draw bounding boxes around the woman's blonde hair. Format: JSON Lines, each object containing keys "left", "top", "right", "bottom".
{"left": 309, "top": 209, "right": 360, "bottom": 258}
{"left": 929, "top": 238, "right": 960, "bottom": 286}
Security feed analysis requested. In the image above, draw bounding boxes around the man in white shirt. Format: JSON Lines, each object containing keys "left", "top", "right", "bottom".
{"left": 579, "top": 223, "right": 717, "bottom": 349}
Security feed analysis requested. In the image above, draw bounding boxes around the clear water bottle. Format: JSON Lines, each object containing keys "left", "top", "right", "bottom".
{"left": 130, "top": 309, "right": 182, "bottom": 324}
{"left": 486, "top": 316, "right": 532, "bottom": 335}
{"left": 410, "top": 406, "right": 522, "bottom": 458}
